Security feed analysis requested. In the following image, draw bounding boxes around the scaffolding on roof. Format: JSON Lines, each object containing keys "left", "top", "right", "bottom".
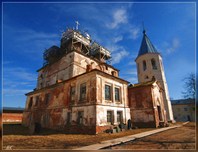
{"left": 90, "top": 42, "right": 111, "bottom": 61}
{"left": 43, "top": 46, "right": 63, "bottom": 66}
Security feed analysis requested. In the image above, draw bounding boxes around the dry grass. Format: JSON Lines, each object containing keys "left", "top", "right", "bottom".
{"left": 3, "top": 122, "right": 185, "bottom": 150}
{"left": 3, "top": 124, "right": 155, "bottom": 150}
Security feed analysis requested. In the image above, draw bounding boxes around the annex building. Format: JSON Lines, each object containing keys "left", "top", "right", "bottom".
{"left": 22, "top": 24, "right": 173, "bottom": 134}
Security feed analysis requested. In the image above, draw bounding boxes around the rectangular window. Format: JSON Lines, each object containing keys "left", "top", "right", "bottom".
{"left": 107, "top": 111, "right": 113, "bottom": 124}
{"left": 35, "top": 96, "right": 39, "bottom": 106}
{"left": 70, "top": 86, "right": 75, "bottom": 102}
{"left": 28, "top": 97, "right": 33, "bottom": 109}
{"left": 115, "top": 87, "right": 120, "bottom": 101}
{"left": 117, "top": 111, "right": 123, "bottom": 124}
{"left": 105, "top": 85, "right": 111, "bottom": 100}
{"left": 44, "top": 93, "right": 51, "bottom": 105}
{"left": 184, "top": 107, "right": 188, "bottom": 111}
{"left": 80, "top": 83, "right": 86, "bottom": 101}
{"left": 77, "top": 111, "right": 84, "bottom": 125}
{"left": 67, "top": 112, "right": 71, "bottom": 124}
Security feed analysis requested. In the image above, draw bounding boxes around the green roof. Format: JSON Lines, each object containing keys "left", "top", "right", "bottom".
{"left": 137, "top": 30, "right": 158, "bottom": 58}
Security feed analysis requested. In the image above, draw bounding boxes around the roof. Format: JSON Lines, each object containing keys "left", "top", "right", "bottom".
{"left": 3, "top": 107, "right": 24, "bottom": 113}
{"left": 171, "top": 98, "right": 195, "bottom": 105}
{"left": 128, "top": 80, "right": 156, "bottom": 88}
{"left": 137, "top": 30, "right": 159, "bottom": 58}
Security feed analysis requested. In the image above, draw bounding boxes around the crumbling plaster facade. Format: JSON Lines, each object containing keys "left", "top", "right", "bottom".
{"left": 128, "top": 81, "right": 167, "bottom": 128}
{"left": 23, "top": 68, "right": 130, "bottom": 134}
{"left": 37, "top": 51, "right": 118, "bottom": 89}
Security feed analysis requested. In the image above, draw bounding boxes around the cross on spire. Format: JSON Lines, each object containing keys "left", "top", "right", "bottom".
{"left": 142, "top": 21, "right": 146, "bottom": 34}
{"left": 75, "top": 21, "right": 80, "bottom": 30}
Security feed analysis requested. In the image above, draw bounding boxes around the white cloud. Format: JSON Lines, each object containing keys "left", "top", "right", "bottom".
{"left": 128, "top": 61, "right": 136, "bottom": 66}
{"left": 129, "top": 27, "right": 140, "bottom": 40}
{"left": 113, "top": 35, "right": 123, "bottom": 43}
{"left": 124, "top": 70, "right": 137, "bottom": 75}
{"left": 111, "top": 50, "right": 129, "bottom": 64}
{"left": 3, "top": 89, "right": 32, "bottom": 96}
{"left": 106, "top": 8, "right": 128, "bottom": 29}
{"left": 3, "top": 67, "right": 37, "bottom": 82}
{"left": 161, "top": 38, "right": 180, "bottom": 55}
{"left": 3, "top": 67, "right": 36, "bottom": 97}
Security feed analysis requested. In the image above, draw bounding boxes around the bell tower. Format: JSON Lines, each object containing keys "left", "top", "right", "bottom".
{"left": 135, "top": 29, "right": 174, "bottom": 122}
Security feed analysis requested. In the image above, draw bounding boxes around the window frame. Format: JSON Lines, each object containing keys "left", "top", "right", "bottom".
{"left": 105, "top": 84, "right": 112, "bottom": 100}
{"left": 70, "top": 86, "right": 76, "bottom": 102}
{"left": 77, "top": 111, "right": 84, "bottom": 125}
{"left": 80, "top": 83, "right": 86, "bottom": 101}
{"left": 44, "top": 93, "right": 51, "bottom": 105}
{"left": 115, "top": 87, "right": 120, "bottom": 102}
{"left": 107, "top": 110, "right": 114, "bottom": 125}
{"left": 35, "top": 96, "right": 39, "bottom": 107}
{"left": 117, "top": 111, "right": 123, "bottom": 124}
{"left": 151, "top": 58, "right": 157, "bottom": 70}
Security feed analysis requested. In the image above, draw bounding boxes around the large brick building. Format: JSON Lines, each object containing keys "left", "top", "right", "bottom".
{"left": 22, "top": 25, "right": 170, "bottom": 134}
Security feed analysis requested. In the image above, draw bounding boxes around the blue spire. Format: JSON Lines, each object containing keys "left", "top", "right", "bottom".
{"left": 137, "top": 30, "right": 158, "bottom": 57}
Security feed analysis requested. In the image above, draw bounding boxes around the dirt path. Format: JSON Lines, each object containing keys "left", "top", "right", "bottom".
{"left": 108, "top": 122, "right": 196, "bottom": 150}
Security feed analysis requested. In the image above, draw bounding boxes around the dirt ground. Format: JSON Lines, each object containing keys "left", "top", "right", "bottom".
{"left": 108, "top": 122, "right": 196, "bottom": 150}
{"left": 2, "top": 122, "right": 196, "bottom": 150}
{"left": 3, "top": 124, "right": 154, "bottom": 150}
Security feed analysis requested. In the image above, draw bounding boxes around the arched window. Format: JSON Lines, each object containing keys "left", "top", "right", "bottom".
{"left": 143, "top": 60, "right": 147, "bottom": 71}
{"left": 151, "top": 59, "right": 157, "bottom": 70}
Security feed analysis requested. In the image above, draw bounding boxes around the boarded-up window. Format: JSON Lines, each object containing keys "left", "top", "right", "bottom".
{"left": 44, "top": 93, "right": 51, "bottom": 105}
{"left": 105, "top": 85, "right": 111, "bottom": 100}
{"left": 77, "top": 111, "right": 84, "bottom": 125}
{"left": 115, "top": 87, "right": 120, "bottom": 101}
{"left": 107, "top": 111, "right": 113, "bottom": 124}
{"left": 80, "top": 83, "right": 86, "bottom": 101}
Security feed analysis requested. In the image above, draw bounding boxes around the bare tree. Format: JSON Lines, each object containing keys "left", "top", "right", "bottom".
{"left": 182, "top": 73, "right": 195, "bottom": 99}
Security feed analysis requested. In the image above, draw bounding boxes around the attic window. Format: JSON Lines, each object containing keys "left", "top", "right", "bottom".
{"left": 111, "top": 71, "right": 116, "bottom": 76}
{"left": 106, "top": 65, "right": 108, "bottom": 70}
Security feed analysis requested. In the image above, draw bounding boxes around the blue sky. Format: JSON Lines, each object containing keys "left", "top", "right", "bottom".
{"left": 2, "top": 2, "right": 196, "bottom": 108}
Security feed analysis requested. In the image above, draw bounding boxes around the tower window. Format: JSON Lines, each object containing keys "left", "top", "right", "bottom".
{"left": 151, "top": 59, "right": 157, "bottom": 70}
{"left": 143, "top": 60, "right": 147, "bottom": 71}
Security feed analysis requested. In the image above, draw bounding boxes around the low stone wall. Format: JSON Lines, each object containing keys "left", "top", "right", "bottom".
{"left": 3, "top": 113, "right": 23, "bottom": 123}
